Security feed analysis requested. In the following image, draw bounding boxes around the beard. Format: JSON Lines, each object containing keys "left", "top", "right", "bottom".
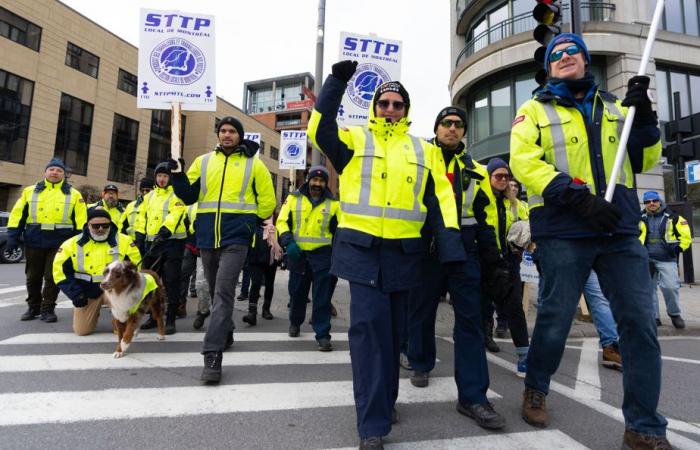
{"left": 89, "top": 230, "right": 109, "bottom": 241}
{"left": 104, "top": 198, "right": 118, "bottom": 208}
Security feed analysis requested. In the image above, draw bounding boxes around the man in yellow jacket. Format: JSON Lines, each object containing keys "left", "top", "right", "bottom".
{"left": 88, "top": 184, "right": 124, "bottom": 225}
{"left": 308, "top": 60, "right": 464, "bottom": 448}
{"left": 639, "top": 190, "right": 691, "bottom": 329}
{"left": 135, "top": 162, "right": 187, "bottom": 335}
{"left": 510, "top": 33, "right": 668, "bottom": 448}
{"left": 53, "top": 208, "right": 141, "bottom": 335}
{"left": 120, "top": 177, "right": 153, "bottom": 237}
{"left": 7, "top": 157, "right": 87, "bottom": 322}
{"left": 277, "top": 165, "right": 339, "bottom": 351}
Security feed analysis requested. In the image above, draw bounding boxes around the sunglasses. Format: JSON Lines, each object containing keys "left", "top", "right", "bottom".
{"left": 492, "top": 173, "right": 512, "bottom": 181}
{"left": 643, "top": 199, "right": 660, "bottom": 204}
{"left": 376, "top": 100, "right": 405, "bottom": 111}
{"left": 439, "top": 119, "right": 465, "bottom": 129}
{"left": 89, "top": 223, "right": 111, "bottom": 230}
{"left": 549, "top": 44, "right": 582, "bottom": 62}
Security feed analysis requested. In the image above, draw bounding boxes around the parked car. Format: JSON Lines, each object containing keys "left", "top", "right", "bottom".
{"left": 0, "top": 211, "right": 24, "bottom": 263}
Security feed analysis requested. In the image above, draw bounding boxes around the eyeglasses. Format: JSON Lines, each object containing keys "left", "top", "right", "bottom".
{"left": 548, "top": 44, "right": 582, "bottom": 62}
{"left": 89, "top": 223, "right": 111, "bottom": 230}
{"left": 643, "top": 199, "right": 660, "bottom": 204}
{"left": 439, "top": 119, "right": 465, "bottom": 129}
{"left": 492, "top": 173, "right": 512, "bottom": 181}
{"left": 376, "top": 100, "right": 405, "bottom": 111}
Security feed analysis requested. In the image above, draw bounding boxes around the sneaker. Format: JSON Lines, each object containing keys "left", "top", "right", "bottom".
{"left": 359, "top": 436, "right": 383, "bottom": 450}
{"left": 456, "top": 401, "right": 506, "bottom": 430}
{"left": 193, "top": 311, "right": 209, "bottom": 330}
{"left": 200, "top": 352, "right": 222, "bottom": 383}
{"left": 399, "top": 352, "right": 413, "bottom": 370}
{"left": 622, "top": 429, "right": 672, "bottom": 450}
{"left": 522, "top": 388, "right": 548, "bottom": 428}
{"left": 140, "top": 317, "right": 157, "bottom": 330}
{"left": 517, "top": 360, "right": 527, "bottom": 378}
{"left": 40, "top": 311, "right": 57, "bottom": 323}
{"left": 289, "top": 324, "right": 300, "bottom": 337}
{"left": 670, "top": 315, "right": 686, "bottom": 329}
{"left": 20, "top": 306, "right": 40, "bottom": 321}
{"left": 410, "top": 371, "right": 429, "bottom": 388}
{"left": 261, "top": 309, "right": 273, "bottom": 320}
{"left": 655, "top": 318, "right": 662, "bottom": 327}
{"left": 318, "top": 338, "right": 333, "bottom": 352}
{"left": 602, "top": 342, "right": 622, "bottom": 370}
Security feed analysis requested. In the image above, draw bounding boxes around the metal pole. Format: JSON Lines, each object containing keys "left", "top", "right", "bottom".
{"left": 604, "top": 0, "right": 665, "bottom": 202}
{"left": 570, "top": 0, "right": 582, "bottom": 36}
{"left": 171, "top": 102, "right": 182, "bottom": 168}
{"left": 311, "top": 0, "right": 325, "bottom": 166}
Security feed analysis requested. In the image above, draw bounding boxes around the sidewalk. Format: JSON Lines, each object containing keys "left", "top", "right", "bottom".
{"left": 262, "top": 271, "right": 700, "bottom": 339}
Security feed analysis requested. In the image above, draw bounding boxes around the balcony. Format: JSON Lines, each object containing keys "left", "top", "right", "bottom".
{"left": 455, "top": 2, "right": 616, "bottom": 67}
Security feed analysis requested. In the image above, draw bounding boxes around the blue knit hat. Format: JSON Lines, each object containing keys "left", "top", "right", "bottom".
{"left": 544, "top": 33, "right": 591, "bottom": 73}
{"left": 45, "top": 157, "right": 66, "bottom": 171}
{"left": 643, "top": 191, "right": 661, "bottom": 202}
{"left": 486, "top": 158, "right": 509, "bottom": 176}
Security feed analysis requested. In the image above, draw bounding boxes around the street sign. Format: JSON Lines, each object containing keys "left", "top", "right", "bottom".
{"left": 279, "top": 130, "right": 307, "bottom": 169}
{"left": 686, "top": 160, "right": 700, "bottom": 184}
{"left": 337, "top": 31, "right": 402, "bottom": 127}
{"left": 137, "top": 9, "right": 216, "bottom": 111}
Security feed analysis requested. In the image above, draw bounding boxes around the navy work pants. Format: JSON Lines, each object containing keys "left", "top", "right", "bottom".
{"left": 289, "top": 263, "right": 332, "bottom": 341}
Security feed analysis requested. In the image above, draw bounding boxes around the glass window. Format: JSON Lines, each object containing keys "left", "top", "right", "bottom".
{"left": 147, "top": 110, "right": 186, "bottom": 175}
{"left": 108, "top": 114, "right": 139, "bottom": 184}
{"left": 515, "top": 73, "right": 538, "bottom": 111}
{"left": 270, "top": 146, "right": 279, "bottom": 161}
{"left": 0, "top": 68, "right": 33, "bottom": 164}
{"left": 665, "top": 0, "right": 685, "bottom": 33}
{"left": 491, "top": 81, "right": 511, "bottom": 134}
{"left": 117, "top": 69, "right": 137, "bottom": 96}
{"left": 670, "top": 71, "right": 691, "bottom": 117}
{"left": 270, "top": 172, "right": 278, "bottom": 193}
{"left": 685, "top": 0, "right": 700, "bottom": 35}
{"left": 472, "top": 18, "right": 488, "bottom": 53}
{"left": 251, "top": 88, "right": 274, "bottom": 113}
{"left": 489, "top": 4, "right": 509, "bottom": 43}
{"left": 259, "top": 140, "right": 265, "bottom": 155}
{"left": 656, "top": 69, "right": 671, "bottom": 122}
{"left": 54, "top": 94, "right": 94, "bottom": 176}
{"left": 474, "top": 90, "right": 490, "bottom": 142}
{"left": 690, "top": 75, "right": 700, "bottom": 115}
{"left": 214, "top": 117, "right": 220, "bottom": 133}
{"left": 65, "top": 42, "right": 99, "bottom": 78}
{"left": 0, "top": 6, "right": 41, "bottom": 51}
{"left": 277, "top": 113, "right": 302, "bottom": 127}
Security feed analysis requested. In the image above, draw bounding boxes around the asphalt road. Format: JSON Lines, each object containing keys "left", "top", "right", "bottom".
{"left": 0, "top": 262, "right": 698, "bottom": 449}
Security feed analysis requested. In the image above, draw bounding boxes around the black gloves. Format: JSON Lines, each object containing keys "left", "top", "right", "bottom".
{"left": 332, "top": 60, "right": 358, "bottom": 83}
{"left": 622, "top": 75, "right": 655, "bottom": 124}
{"left": 482, "top": 266, "right": 513, "bottom": 301}
{"left": 578, "top": 193, "right": 622, "bottom": 234}
{"left": 156, "top": 227, "right": 172, "bottom": 241}
{"left": 73, "top": 293, "right": 88, "bottom": 308}
{"left": 167, "top": 157, "right": 186, "bottom": 173}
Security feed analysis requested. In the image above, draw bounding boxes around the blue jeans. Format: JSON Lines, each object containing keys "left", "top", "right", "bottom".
{"left": 527, "top": 236, "right": 667, "bottom": 437}
{"left": 649, "top": 259, "right": 682, "bottom": 318}
{"left": 583, "top": 271, "right": 619, "bottom": 348}
{"left": 289, "top": 266, "right": 332, "bottom": 341}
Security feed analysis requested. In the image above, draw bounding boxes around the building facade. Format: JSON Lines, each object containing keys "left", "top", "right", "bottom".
{"left": 0, "top": 0, "right": 286, "bottom": 211}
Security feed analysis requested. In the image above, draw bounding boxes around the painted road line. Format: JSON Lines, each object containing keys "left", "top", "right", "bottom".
{"left": 574, "top": 339, "right": 602, "bottom": 400}
{"left": 0, "top": 377, "right": 499, "bottom": 426}
{"left": 0, "top": 332, "right": 350, "bottom": 345}
{"left": 0, "top": 286, "right": 24, "bottom": 295}
{"left": 0, "top": 296, "right": 25, "bottom": 308}
{"left": 565, "top": 345, "right": 700, "bottom": 366}
{"left": 332, "top": 430, "right": 589, "bottom": 450}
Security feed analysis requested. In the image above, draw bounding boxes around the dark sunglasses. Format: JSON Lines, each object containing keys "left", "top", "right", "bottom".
{"left": 89, "top": 223, "right": 111, "bottom": 230}
{"left": 492, "top": 173, "right": 512, "bottom": 181}
{"left": 643, "top": 199, "right": 660, "bottom": 204}
{"left": 376, "top": 100, "right": 405, "bottom": 110}
{"left": 549, "top": 44, "right": 582, "bottom": 62}
{"left": 439, "top": 119, "right": 465, "bottom": 129}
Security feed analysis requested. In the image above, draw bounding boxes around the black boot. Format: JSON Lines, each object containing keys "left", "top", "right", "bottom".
{"left": 484, "top": 319, "right": 500, "bottom": 353}
{"left": 20, "top": 306, "right": 40, "bottom": 321}
{"left": 193, "top": 311, "right": 209, "bottom": 330}
{"left": 201, "top": 351, "right": 222, "bottom": 383}
{"left": 177, "top": 303, "right": 187, "bottom": 319}
{"left": 165, "top": 308, "right": 177, "bottom": 335}
{"left": 261, "top": 308, "right": 273, "bottom": 320}
{"left": 140, "top": 316, "right": 157, "bottom": 330}
{"left": 242, "top": 302, "right": 257, "bottom": 326}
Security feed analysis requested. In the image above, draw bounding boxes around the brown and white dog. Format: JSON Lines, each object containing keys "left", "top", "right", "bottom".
{"left": 100, "top": 261, "right": 166, "bottom": 358}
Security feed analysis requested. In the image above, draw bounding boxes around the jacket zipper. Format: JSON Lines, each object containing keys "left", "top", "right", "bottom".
{"left": 215, "top": 155, "right": 230, "bottom": 247}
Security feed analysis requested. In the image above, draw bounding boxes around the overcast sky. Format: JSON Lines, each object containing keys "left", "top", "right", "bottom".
{"left": 61, "top": 0, "right": 452, "bottom": 138}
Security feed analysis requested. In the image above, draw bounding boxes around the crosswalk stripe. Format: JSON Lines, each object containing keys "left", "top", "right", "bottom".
{"left": 0, "top": 377, "right": 500, "bottom": 426}
{"left": 0, "top": 286, "right": 24, "bottom": 295}
{"left": 332, "top": 430, "right": 589, "bottom": 450}
{"left": 0, "top": 351, "right": 354, "bottom": 372}
{"left": 0, "top": 332, "right": 350, "bottom": 345}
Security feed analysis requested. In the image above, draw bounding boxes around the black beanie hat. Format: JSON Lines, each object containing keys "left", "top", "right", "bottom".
{"left": 217, "top": 116, "right": 244, "bottom": 138}
{"left": 434, "top": 106, "right": 467, "bottom": 132}
{"left": 154, "top": 162, "right": 171, "bottom": 177}
{"left": 87, "top": 207, "right": 112, "bottom": 222}
{"left": 306, "top": 165, "right": 329, "bottom": 183}
{"left": 139, "top": 177, "right": 154, "bottom": 190}
{"left": 373, "top": 81, "right": 410, "bottom": 111}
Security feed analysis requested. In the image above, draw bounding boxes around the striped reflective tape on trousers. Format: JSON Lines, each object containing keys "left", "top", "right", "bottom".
{"left": 541, "top": 102, "right": 569, "bottom": 175}
{"left": 29, "top": 190, "right": 72, "bottom": 227}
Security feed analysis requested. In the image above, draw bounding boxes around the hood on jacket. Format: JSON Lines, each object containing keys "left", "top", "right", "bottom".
{"left": 367, "top": 81, "right": 411, "bottom": 138}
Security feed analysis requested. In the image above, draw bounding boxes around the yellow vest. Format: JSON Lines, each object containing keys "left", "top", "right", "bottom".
{"left": 121, "top": 198, "right": 143, "bottom": 238}
{"left": 277, "top": 193, "right": 339, "bottom": 251}
{"left": 639, "top": 211, "right": 692, "bottom": 251}
{"left": 9, "top": 179, "right": 86, "bottom": 231}
{"left": 135, "top": 186, "right": 187, "bottom": 241}
{"left": 128, "top": 273, "right": 159, "bottom": 314}
{"left": 89, "top": 200, "right": 123, "bottom": 225}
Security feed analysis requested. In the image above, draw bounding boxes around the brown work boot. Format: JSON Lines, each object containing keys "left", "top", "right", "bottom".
{"left": 522, "top": 388, "right": 548, "bottom": 428}
{"left": 602, "top": 342, "right": 622, "bottom": 371}
{"left": 622, "top": 429, "right": 673, "bottom": 450}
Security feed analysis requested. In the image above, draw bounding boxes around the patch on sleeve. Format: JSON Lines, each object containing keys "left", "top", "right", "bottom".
{"left": 512, "top": 115, "right": 526, "bottom": 127}
{"left": 175, "top": 202, "right": 184, "bottom": 206}
{"left": 681, "top": 220, "right": 688, "bottom": 225}
{"left": 78, "top": 198, "right": 85, "bottom": 203}
{"left": 130, "top": 242, "right": 137, "bottom": 247}
{"left": 57, "top": 247, "right": 62, "bottom": 253}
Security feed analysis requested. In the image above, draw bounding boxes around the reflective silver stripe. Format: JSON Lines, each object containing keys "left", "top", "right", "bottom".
{"left": 172, "top": 232, "right": 187, "bottom": 239}
{"left": 239, "top": 156, "right": 255, "bottom": 204}
{"left": 319, "top": 199, "right": 332, "bottom": 238}
{"left": 602, "top": 99, "right": 627, "bottom": 185}
{"left": 62, "top": 193, "right": 71, "bottom": 224}
{"left": 461, "top": 217, "right": 478, "bottom": 225}
{"left": 461, "top": 178, "right": 476, "bottom": 220}
{"left": 199, "top": 153, "right": 212, "bottom": 200}
{"left": 197, "top": 201, "right": 257, "bottom": 210}
{"left": 161, "top": 192, "right": 174, "bottom": 223}
{"left": 409, "top": 135, "right": 426, "bottom": 214}
{"left": 340, "top": 202, "right": 427, "bottom": 222}
{"left": 30, "top": 190, "right": 39, "bottom": 223}
{"left": 296, "top": 236, "right": 332, "bottom": 244}
{"left": 542, "top": 102, "right": 568, "bottom": 174}
{"left": 528, "top": 194, "right": 544, "bottom": 207}
{"left": 359, "top": 128, "right": 375, "bottom": 206}
{"left": 75, "top": 273, "right": 98, "bottom": 282}
{"left": 293, "top": 195, "right": 303, "bottom": 239}
{"left": 77, "top": 244, "right": 85, "bottom": 274}
{"left": 76, "top": 238, "right": 119, "bottom": 276}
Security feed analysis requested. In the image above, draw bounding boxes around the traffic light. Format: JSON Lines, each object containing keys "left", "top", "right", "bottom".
{"left": 532, "top": 0, "right": 563, "bottom": 85}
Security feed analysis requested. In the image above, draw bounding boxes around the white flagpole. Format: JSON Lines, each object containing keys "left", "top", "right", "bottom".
{"left": 171, "top": 102, "right": 182, "bottom": 169}
{"left": 604, "top": 0, "right": 665, "bottom": 202}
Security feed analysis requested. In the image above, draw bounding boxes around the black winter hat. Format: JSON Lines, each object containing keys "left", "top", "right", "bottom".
{"left": 217, "top": 116, "right": 245, "bottom": 138}
{"left": 139, "top": 177, "right": 154, "bottom": 190}
{"left": 87, "top": 207, "right": 112, "bottom": 222}
{"left": 154, "top": 162, "right": 171, "bottom": 177}
{"left": 434, "top": 106, "right": 467, "bottom": 132}
{"left": 373, "top": 81, "right": 410, "bottom": 110}
{"left": 306, "top": 165, "right": 329, "bottom": 183}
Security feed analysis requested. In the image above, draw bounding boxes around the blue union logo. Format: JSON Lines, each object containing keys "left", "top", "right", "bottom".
{"left": 285, "top": 143, "right": 301, "bottom": 158}
{"left": 346, "top": 63, "right": 390, "bottom": 109}
{"left": 150, "top": 38, "right": 206, "bottom": 85}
